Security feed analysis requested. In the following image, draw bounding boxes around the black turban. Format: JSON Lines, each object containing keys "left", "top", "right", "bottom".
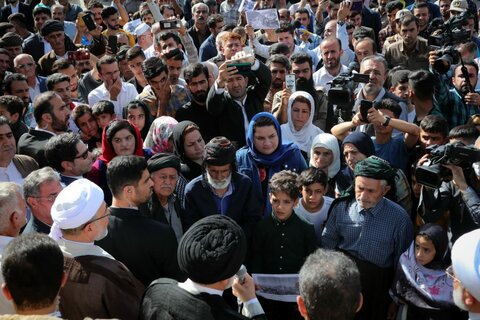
{"left": 40, "top": 20, "right": 64, "bottom": 37}
{"left": 147, "top": 153, "right": 181, "bottom": 173}
{"left": 354, "top": 156, "right": 396, "bottom": 181}
{"left": 177, "top": 215, "right": 246, "bottom": 284}
{"left": 204, "top": 136, "right": 236, "bottom": 166}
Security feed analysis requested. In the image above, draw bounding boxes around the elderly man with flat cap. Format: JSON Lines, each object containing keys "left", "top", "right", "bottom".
{"left": 49, "top": 178, "right": 144, "bottom": 319}
{"left": 451, "top": 229, "right": 480, "bottom": 319}
{"left": 140, "top": 215, "right": 267, "bottom": 320}
{"left": 183, "top": 136, "right": 262, "bottom": 236}
{"left": 322, "top": 156, "right": 413, "bottom": 320}
{"left": 143, "top": 152, "right": 185, "bottom": 242}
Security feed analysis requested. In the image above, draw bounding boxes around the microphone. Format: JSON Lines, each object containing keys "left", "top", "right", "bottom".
{"left": 346, "top": 61, "right": 359, "bottom": 75}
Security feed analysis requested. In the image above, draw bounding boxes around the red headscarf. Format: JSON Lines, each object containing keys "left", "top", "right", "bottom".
{"left": 99, "top": 120, "right": 145, "bottom": 165}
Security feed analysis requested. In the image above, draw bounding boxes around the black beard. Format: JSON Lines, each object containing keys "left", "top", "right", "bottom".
{"left": 193, "top": 90, "right": 207, "bottom": 103}
{"left": 296, "top": 76, "right": 315, "bottom": 92}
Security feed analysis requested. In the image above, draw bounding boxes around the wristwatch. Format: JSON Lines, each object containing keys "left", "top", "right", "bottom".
{"left": 382, "top": 116, "right": 391, "bottom": 127}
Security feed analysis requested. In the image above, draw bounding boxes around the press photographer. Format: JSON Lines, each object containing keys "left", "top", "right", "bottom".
{"left": 429, "top": 49, "right": 480, "bottom": 129}
{"left": 417, "top": 125, "right": 480, "bottom": 243}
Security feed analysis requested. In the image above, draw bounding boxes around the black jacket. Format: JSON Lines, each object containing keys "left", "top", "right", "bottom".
{"left": 0, "top": 3, "right": 33, "bottom": 32}
{"left": 206, "top": 61, "right": 271, "bottom": 148}
{"left": 96, "top": 207, "right": 185, "bottom": 286}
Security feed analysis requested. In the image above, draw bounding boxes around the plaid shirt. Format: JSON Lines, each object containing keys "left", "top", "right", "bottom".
{"left": 378, "top": 25, "right": 395, "bottom": 52}
{"left": 432, "top": 68, "right": 480, "bottom": 129}
{"left": 137, "top": 85, "right": 190, "bottom": 118}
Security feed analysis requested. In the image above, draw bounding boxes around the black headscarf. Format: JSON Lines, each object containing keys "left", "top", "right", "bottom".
{"left": 172, "top": 121, "right": 203, "bottom": 181}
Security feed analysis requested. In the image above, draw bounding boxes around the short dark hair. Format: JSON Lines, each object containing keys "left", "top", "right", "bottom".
{"left": 87, "top": 1, "right": 104, "bottom": 10}
{"left": 116, "top": 45, "right": 130, "bottom": 62}
{"left": 33, "top": 6, "right": 51, "bottom": 17}
{"left": 184, "top": 63, "right": 209, "bottom": 84}
{"left": 386, "top": 1, "right": 403, "bottom": 13}
{"left": 252, "top": 115, "right": 276, "bottom": 132}
{"left": 142, "top": 56, "right": 168, "bottom": 80}
{"left": 207, "top": 14, "right": 224, "bottom": 29}
{"left": 290, "top": 52, "right": 313, "bottom": 69}
{"left": 101, "top": 6, "right": 118, "bottom": 20}
{"left": 374, "top": 98, "right": 402, "bottom": 118}
{"left": 72, "top": 104, "right": 93, "bottom": 127}
{"left": 449, "top": 124, "right": 479, "bottom": 144}
{"left": 269, "top": 42, "right": 290, "bottom": 56}
{"left": 408, "top": 70, "right": 435, "bottom": 101}
{"left": 419, "top": 114, "right": 449, "bottom": 137}
{"left": 52, "top": 58, "right": 75, "bottom": 72}
{"left": 159, "top": 4, "right": 175, "bottom": 15}
{"left": 2, "top": 233, "right": 64, "bottom": 312}
{"left": 46, "top": 73, "right": 70, "bottom": 91}
{"left": 140, "top": 9, "right": 153, "bottom": 19}
{"left": 413, "top": 2, "right": 429, "bottom": 11}
{"left": 157, "top": 32, "right": 181, "bottom": 46}
{"left": 298, "top": 167, "right": 328, "bottom": 188}
{"left": 96, "top": 55, "right": 117, "bottom": 74}
{"left": 0, "top": 95, "right": 24, "bottom": 118}
{"left": 399, "top": 15, "right": 419, "bottom": 28}
{"left": 266, "top": 54, "right": 291, "bottom": 71}
{"left": 275, "top": 22, "right": 295, "bottom": 35}
{"left": 126, "top": 45, "right": 145, "bottom": 61}
{"left": 3, "top": 73, "right": 27, "bottom": 95}
{"left": 295, "top": 7, "right": 310, "bottom": 17}
{"left": 299, "top": 249, "right": 361, "bottom": 320}
{"left": 32, "top": 91, "right": 58, "bottom": 124}
{"left": 7, "top": 13, "right": 27, "bottom": 29}
{"left": 107, "top": 155, "right": 147, "bottom": 197}
{"left": 269, "top": 170, "right": 300, "bottom": 200}
{"left": 454, "top": 60, "right": 479, "bottom": 76}
{"left": 44, "top": 132, "right": 82, "bottom": 172}
{"left": 92, "top": 100, "right": 115, "bottom": 116}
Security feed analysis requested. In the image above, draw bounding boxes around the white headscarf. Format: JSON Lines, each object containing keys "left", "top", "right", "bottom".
{"left": 49, "top": 179, "right": 104, "bottom": 241}
{"left": 281, "top": 91, "right": 323, "bottom": 153}
{"left": 452, "top": 229, "right": 480, "bottom": 301}
{"left": 309, "top": 133, "right": 341, "bottom": 179}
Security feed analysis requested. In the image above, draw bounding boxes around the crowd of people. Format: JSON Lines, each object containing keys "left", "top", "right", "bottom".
{"left": 0, "top": 0, "right": 480, "bottom": 318}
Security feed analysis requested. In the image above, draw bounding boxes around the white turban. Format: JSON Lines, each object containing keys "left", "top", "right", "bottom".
{"left": 451, "top": 229, "right": 480, "bottom": 301}
{"left": 49, "top": 179, "right": 104, "bottom": 241}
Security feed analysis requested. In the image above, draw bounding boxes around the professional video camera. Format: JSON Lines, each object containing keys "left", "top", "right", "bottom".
{"left": 415, "top": 142, "right": 480, "bottom": 188}
{"left": 428, "top": 13, "right": 471, "bottom": 47}
{"left": 327, "top": 62, "right": 369, "bottom": 121}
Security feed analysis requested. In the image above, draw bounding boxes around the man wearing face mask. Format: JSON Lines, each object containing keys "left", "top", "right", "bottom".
{"left": 183, "top": 137, "right": 262, "bottom": 238}
{"left": 49, "top": 179, "right": 145, "bottom": 319}
{"left": 418, "top": 132, "right": 480, "bottom": 243}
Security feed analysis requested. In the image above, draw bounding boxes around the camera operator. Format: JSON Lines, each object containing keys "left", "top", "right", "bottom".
{"left": 417, "top": 125, "right": 480, "bottom": 243}
{"left": 429, "top": 50, "right": 480, "bottom": 129}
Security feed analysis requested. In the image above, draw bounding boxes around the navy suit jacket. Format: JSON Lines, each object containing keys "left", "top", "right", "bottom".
{"left": 0, "top": 3, "right": 34, "bottom": 32}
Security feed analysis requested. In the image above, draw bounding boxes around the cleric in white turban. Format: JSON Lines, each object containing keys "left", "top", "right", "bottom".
{"left": 451, "top": 229, "right": 480, "bottom": 317}
{"left": 49, "top": 179, "right": 113, "bottom": 259}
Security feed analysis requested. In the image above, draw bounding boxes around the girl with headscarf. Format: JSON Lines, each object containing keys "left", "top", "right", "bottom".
{"left": 281, "top": 91, "right": 323, "bottom": 161}
{"left": 124, "top": 99, "right": 154, "bottom": 141}
{"left": 309, "top": 133, "right": 340, "bottom": 197}
{"left": 143, "top": 116, "right": 178, "bottom": 154}
{"left": 87, "top": 120, "right": 153, "bottom": 205}
{"left": 236, "top": 112, "right": 307, "bottom": 216}
{"left": 389, "top": 223, "right": 462, "bottom": 320}
{"left": 171, "top": 121, "right": 205, "bottom": 182}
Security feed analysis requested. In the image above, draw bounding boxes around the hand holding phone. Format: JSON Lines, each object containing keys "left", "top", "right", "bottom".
{"left": 108, "top": 36, "right": 118, "bottom": 54}
{"left": 82, "top": 14, "right": 97, "bottom": 31}
{"left": 359, "top": 100, "right": 373, "bottom": 123}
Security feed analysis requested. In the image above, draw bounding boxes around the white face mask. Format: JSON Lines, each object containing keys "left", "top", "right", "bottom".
{"left": 206, "top": 171, "right": 232, "bottom": 190}
{"left": 473, "top": 162, "right": 480, "bottom": 177}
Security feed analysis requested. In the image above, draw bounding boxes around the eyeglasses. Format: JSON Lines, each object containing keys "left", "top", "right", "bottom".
{"left": 34, "top": 193, "right": 59, "bottom": 203}
{"left": 16, "top": 62, "right": 35, "bottom": 69}
{"left": 81, "top": 211, "right": 110, "bottom": 229}
{"left": 75, "top": 149, "right": 89, "bottom": 160}
{"left": 446, "top": 266, "right": 462, "bottom": 284}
